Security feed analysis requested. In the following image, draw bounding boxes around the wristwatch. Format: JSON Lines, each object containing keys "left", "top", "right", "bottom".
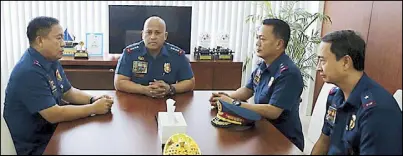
{"left": 232, "top": 99, "right": 242, "bottom": 106}
{"left": 167, "top": 84, "right": 176, "bottom": 96}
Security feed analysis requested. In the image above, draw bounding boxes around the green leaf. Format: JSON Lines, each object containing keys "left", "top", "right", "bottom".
{"left": 244, "top": 0, "right": 332, "bottom": 84}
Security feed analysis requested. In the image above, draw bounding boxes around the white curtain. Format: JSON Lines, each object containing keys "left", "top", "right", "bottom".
{"left": 1, "top": 1, "right": 321, "bottom": 114}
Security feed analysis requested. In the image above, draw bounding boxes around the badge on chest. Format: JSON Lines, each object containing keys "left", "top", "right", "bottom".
{"left": 164, "top": 63, "right": 171, "bottom": 73}
{"left": 253, "top": 69, "right": 262, "bottom": 85}
{"left": 132, "top": 61, "right": 148, "bottom": 74}
{"left": 55, "top": 69, "right": 62, "bottom": 81}
{"left": 346, "top": 114, "right": 356, "bottom": 131}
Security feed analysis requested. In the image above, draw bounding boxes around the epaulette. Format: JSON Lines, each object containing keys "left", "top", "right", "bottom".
{"left": 166, "top": 42, "right": 185, "bottom": 56}
{"left": 361, "top": 91, "right": 376, "bottom": 109}
{"left": 124, "top": 41, "right": 143, "bottom": 54}
{"left": 279, "top": 63, "right": 289, "bottom": 73}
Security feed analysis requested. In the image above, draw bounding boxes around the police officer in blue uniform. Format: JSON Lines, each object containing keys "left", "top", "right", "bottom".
{"left": 209, "top": 19, "right": 305, "bottom": 151}
{"left": 311, "top": 30, "right": 402, "bottom": 155}
{"left": 114, "top": 16, "right": 195, "bottom": 98}
{"left": 3, "top": 16, "right": 114, "bottom": 155}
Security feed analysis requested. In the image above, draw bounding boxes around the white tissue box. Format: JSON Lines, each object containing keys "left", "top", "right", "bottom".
{"left": 157, "top": 112, "right": 187, "bottom": 144}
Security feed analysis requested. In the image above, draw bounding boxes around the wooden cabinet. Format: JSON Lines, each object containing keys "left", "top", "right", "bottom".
{"left": 61, "top": 55, "right": 243, "bottom": 90}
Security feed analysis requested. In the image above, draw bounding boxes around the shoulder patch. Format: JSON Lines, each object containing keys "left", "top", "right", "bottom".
{"left": 361, "top": 91, "right": 376, "bottom": 109}
{"left": 329, "top": 87, "right": 339, "bottom": 95}
{"left": 279, "top": 63, "right": 289, "bottom": 73}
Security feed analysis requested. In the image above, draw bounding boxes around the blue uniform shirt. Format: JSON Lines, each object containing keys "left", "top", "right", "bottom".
{"left": 322, "top": 73, "right": 402, "bottom": 155}
{"left": 3, "top": 47, "right": 72, "bottom": 155}
{"left": 245, "top": 53, "right": 304, "bottom": 151}
{"left": 116, "top": 41, "right": 194, "bottom": 85}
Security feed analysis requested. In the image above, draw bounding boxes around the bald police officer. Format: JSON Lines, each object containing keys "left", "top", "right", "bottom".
{"left": 114, "top": 16, "right": 195, "bottom": 98}
{"left": 3, "top": 16, "right": 114, "bottom": 155}
{"left": 209, "top": 18, "right": 305, "bottom": 151}
{"left": 311, "top": 30, "right": 402, "bottom": 155}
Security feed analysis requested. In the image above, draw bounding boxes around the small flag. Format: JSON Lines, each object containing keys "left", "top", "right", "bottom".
{"left": 64, "top": 28, "right": 73, "bottom": 41}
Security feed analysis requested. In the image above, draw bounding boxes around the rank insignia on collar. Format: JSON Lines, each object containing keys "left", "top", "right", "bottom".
{"left": 33, "top": 60, "right": 41, "bottom": 67}
{"left": 279, "top": 63, "right": 288, "bottom": 73}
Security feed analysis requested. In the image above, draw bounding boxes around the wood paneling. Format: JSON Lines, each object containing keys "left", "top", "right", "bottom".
{"left": 365, "top": 1, "right": 402, "bottom": 93}
{"left": 191, "top": 64, "right": 213, "bottom": 90}
{"left": 61, "top": 55, "right": 243, "bottom": 90}
{"left": 312, "top": 1, "right": 374, "bottom": 113}
{"left": 64, "top": 69, "right": 115, "bottom": 90}
{"left": 320, "top": 1, "right": 374, "bottom": 40}
{"left": 312, "top": 1, "right": 402, "bottom": 114}
{"left": 213, "top": 67, "right": 242, "bottom": 90}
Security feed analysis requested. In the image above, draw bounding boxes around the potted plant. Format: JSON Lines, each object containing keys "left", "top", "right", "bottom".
{"left": 244, "top": 1, "right": 331, "bottom": 87}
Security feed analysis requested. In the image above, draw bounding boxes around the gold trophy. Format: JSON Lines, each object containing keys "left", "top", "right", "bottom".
{"left": 74, "top": 41, "right": 89, "bottom": 59}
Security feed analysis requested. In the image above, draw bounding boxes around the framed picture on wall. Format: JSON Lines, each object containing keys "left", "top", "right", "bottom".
{"left": 86, "top": 33, "right": 103, "bottom": 56}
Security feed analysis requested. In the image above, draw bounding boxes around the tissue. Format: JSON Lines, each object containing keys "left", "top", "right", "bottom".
{"left": 158, "top": 98, "right": 187, "bottom": 144}
{"left": 166, "top": 99, "right": 176, "bottom": 124}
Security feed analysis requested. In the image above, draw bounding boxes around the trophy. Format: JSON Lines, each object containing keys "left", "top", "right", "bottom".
{"left": 63, "top": 28, "right": 79, "bottom": 56}
{"left": 194, "top": 32, "right": 213, "bottom": 60}
{"left": 213, "top": 33, "right": 234, "bottom": 60}
{"left": 213, "top": 46, "right": 234, "bottom": 60}
{"left": 73, "top": 41, "right": 89, "bottom": 59}
{"left": 194, "top": 46, "right": 213, "bottom": 60}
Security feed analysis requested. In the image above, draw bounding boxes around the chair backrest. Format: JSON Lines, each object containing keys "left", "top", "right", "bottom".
{"left": 1, "top": 115, "right": 17, "bottom": 155}
{"left": 307, "top": 83, "right": 336, "bottom": 144}
{"left": 393, "top": 89, "right": 402, "bottom": 111}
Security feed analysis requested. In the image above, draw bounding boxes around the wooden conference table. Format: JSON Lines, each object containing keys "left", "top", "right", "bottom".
{"left": 43, "top": 90, "right": 303, "bottom": 155}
